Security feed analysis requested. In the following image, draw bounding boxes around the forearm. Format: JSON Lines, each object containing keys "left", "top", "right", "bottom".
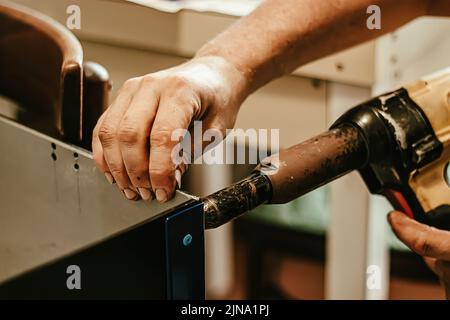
{"left": 196, "top": 0, "right": 432, "bottom": 96}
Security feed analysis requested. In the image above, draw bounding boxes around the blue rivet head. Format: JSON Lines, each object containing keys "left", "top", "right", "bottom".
{"left": 183, "top": 234, "right": 193, "bottom": 246}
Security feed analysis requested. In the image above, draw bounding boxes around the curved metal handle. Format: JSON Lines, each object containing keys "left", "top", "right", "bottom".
{"left": 81, "top": 61, "right": 111, "bottom": 150}
{"left": 0, "top": 0, "right": 83, "bottom": 142}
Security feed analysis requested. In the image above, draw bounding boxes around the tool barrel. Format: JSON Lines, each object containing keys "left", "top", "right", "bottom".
{"left": 203, "top": 173, "right": 272, "bottom": 229}
{"left": 260, "top": 124, "right": 368, "bottom": 204}
{"left": 203, "top": 124, "right": 368, "bottom": 229}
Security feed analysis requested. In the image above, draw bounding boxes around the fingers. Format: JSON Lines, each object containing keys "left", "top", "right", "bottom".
{"left": 149, "top": 86, "right": 198, "bottom": 202}
{"left": 93, "top": 75, "right": 201, "bottom": 203}
{"left": 389, "top": 211, "right": 450, "bottom": 299}
{"left": 388, "top": 211, "right": 450, "bottom": 260}
{"left": 92, "top": 113, "right": 109, "bottom": 178}
{"left": 118, "top": 78, "right": 160, "bottom": 201}
{"left": 97, "top": 78, "right": 140, "bottom": 200}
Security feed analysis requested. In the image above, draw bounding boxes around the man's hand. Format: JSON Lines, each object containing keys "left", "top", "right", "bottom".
{"left": 92, "top": 56, "right": 247, "bottom": 202}
{"left": 388, "top": 211, "right": 450, "bottom": 299}
{"left": 92, "top": 0, "right": 449, "bottom": 203}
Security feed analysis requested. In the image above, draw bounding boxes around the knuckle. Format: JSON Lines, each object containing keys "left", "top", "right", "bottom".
{"left": 118, "top": 124, "right": 141, "bottom": 145}
{"left": 149, "top": 165, "right": 173, "bottom": 180}
{"left": 173, "top": 95, "right": 201, "bottom": 118}
{"left": 413, "top": 230, "right": 432, "bottom": 256}
{"left": 122, "top": 78, "right": 139, "bottom": 90}
{"left": 126, "top": 161, "right": 148, "bottom": 176}
{"left": 126, "top": 166, "right": 144, "bottom": 177}
{"left": 140, "top": 75, "right": 156, "bottom": 87}
{"left": 98, "top": 125, "right": 117, "bottom": 145}
{"left": 150, "top": 126, "right": 174, "bottom": 148}
{"left": 170, "top": 75, "right": 188, "bottom": 86}
{"left": 128, "top": 167, "right": 149, "bottom": 182}
{"left": 109, "top": 167, "right": 123, "bottom": 177}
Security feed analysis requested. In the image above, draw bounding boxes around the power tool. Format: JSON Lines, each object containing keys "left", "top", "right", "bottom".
{"left": 203, "top": 68, "right": 450, "bottom": 230}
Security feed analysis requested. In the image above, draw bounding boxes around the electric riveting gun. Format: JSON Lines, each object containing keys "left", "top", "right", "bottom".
{"left": 203, "top": 68, "right": 450, "bottom": 230}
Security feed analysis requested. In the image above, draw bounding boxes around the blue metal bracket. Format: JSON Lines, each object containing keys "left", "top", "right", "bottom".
{"left": 165, "top": 200, "right": 205, "bottom": 299}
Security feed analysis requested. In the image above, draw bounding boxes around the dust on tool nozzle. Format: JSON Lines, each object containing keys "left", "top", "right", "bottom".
{"left": 203, "top": 124, "right": 368, "bottom": 229}
{"left": 203, "top": 68, "right": 450, "bottom": 230}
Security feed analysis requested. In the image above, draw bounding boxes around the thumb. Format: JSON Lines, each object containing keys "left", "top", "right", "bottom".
{"left": 388, "top": 210, "right": 450, "bottom": 260}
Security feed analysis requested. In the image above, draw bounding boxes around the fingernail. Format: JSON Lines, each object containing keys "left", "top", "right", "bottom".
{"left": 104, "top": 172, "right": 115, "bottom": 184}
{"left": 387, "top": 212, "right": 393, "bottom": 224}
{"left": 175, "top": 169, "right": 182, "bottom": 189}
{"left": 123, "top": 188, "right": 138, "bottom": 200}
{"left": 138, "top": 187, "right": 152, "bottom": 201}
{"left": 155, "top": 189, "right": 168, "bottom": 202}
{"left": 387, "top": 211, "right": 403, "bottom": 224}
